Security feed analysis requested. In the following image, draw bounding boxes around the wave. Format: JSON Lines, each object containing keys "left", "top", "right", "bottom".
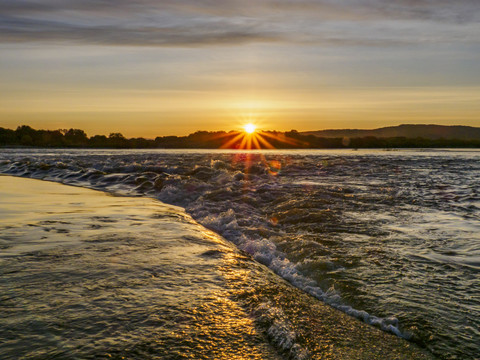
{"left": 2, "top": 148, "right": 480, "bottom": 359}
{"left": 0, "top": 150, "right": 410, "bottom": 338}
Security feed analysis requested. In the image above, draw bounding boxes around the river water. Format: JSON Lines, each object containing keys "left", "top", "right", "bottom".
{"left": 1, "top": 148, "right": 479, "bottom": 359}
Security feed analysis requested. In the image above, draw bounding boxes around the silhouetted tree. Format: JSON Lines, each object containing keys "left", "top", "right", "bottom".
{"left": 0, "top": 127, "right": 17, "bottom": 146}
{"left": 64, "top": 129, "right": 88, "bottom": 146}
{"left": 89, "top": 135, "right": 108, "bottom": 147}
{"left": 108, "top": 132, "right": 128, "bottom": 148}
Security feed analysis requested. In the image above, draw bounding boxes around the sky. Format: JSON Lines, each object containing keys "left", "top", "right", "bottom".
{"left": 0, "top": 0, "right": 479, "bottom": 137}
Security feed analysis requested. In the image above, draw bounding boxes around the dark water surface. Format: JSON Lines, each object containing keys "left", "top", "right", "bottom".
{"left": 1, "top": 148, "right": 479, "bottom": 359}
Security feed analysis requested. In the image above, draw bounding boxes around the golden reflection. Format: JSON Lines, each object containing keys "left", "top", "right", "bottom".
{"left": 202, "top": 124, "right": 304, "bottom": 181}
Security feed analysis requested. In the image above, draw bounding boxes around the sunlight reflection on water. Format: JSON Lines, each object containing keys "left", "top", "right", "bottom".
{"left": 1, "top": 148, "right": 479, "bottom": 359}
{"left": 0, "top": 176, "right": 433, "bottom": 360}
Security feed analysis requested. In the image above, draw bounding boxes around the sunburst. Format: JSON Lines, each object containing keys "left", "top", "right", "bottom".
{"left": 198, "top": 123, "right": 306, "bottom": 179}
{"left": 215, "top": 124, "right": 304, "bottom": 150}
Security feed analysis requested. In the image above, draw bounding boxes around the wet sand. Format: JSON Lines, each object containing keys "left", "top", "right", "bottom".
{"left": 0, "top": 175, "right": 434, "bottom": 359}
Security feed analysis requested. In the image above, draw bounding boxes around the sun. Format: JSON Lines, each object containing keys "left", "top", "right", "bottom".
{"left": 218, "top": 122, "right": 302, "bottom": 150}
{"left": 244, "top": 123, "right": 256, "bottom": 134}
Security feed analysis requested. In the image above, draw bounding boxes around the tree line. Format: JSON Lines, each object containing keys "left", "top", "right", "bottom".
{"left": 1, "top": 125, "right": 480, "bottom": 149}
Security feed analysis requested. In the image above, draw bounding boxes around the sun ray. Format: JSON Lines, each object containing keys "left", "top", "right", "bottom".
{"left": 251, "top": 134, "right": 262, "bottom": 149}
{"left": 255, "top": 133, "right": 275, "bottom": 149}
{"left": 210, "top": 131, "right": 241, "bottom": 140}
{"left": 260, "top": 131, "right": 305, "bottom": 147}
{"left": 220, "top": 132, "right": 245, "bottom": 149}
{"left": 238, "top": 134, "right": 249, "bottom": 149}
{"left": 218, "top": 122, "right": 307, "bottom": 150}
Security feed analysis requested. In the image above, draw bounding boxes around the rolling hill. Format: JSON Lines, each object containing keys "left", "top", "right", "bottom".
{"left": 302, "top": 124, "right": 480, "bottom": 140}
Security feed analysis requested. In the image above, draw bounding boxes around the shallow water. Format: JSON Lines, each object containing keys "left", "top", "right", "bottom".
{"left": 0, "top": 176, "right": 431, "bottom": 360}
{"left": 1, "top": 148, "right": 479, "bottom": 359}
{"left": 0, "top": 177, "right": 282, "bottom": 359}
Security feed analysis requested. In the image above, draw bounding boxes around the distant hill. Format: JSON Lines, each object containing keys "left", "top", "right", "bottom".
{"left": 302, "top": 124, "right": 480, "bottom": 140}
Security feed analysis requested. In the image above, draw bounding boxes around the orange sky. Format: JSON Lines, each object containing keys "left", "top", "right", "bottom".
{"left": 1, "top": 1, "right": 479, "bottom": 137}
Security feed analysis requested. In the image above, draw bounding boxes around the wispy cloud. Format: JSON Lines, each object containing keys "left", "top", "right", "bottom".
{"left": 2, "top": 0, "right": 478, "bottom": 22}
{"left": 0, "top": 15, "right": 283, "bottom": 46}
{"left": 0, "top": 0, "right": 479, "bottom": 47}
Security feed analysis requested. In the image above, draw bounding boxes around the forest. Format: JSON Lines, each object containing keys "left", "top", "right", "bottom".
{"left": 1, "top": 125, "right": 480, "bottom": 149}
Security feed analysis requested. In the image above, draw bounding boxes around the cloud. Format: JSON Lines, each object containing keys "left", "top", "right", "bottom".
{"left": 0, "top": 0, "right": 479, "bottom": 47}
{"left": 0, "top": 15, "right": 283, "bottom": 46}
{"left": 2, "top": 1, "right": 479, "bottom": 22}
